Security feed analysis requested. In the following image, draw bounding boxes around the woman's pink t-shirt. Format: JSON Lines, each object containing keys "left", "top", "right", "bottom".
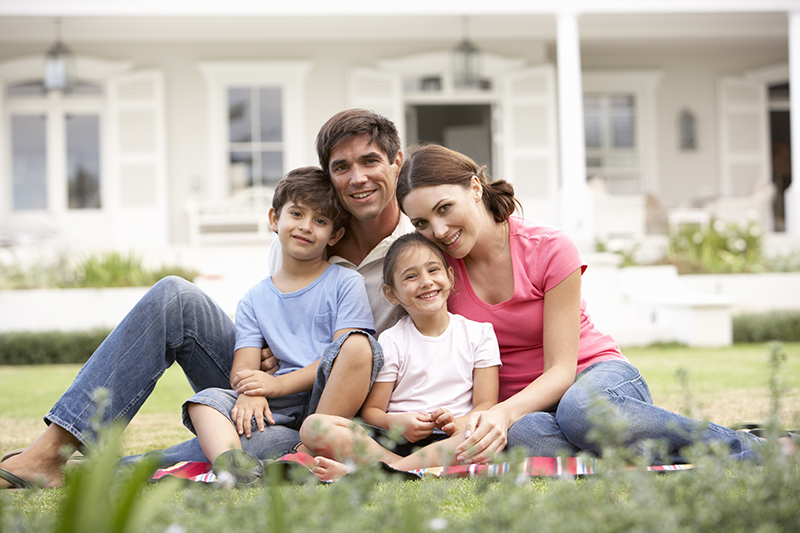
{"left": 446, "top": 217, "right": 627, "bottom": 402}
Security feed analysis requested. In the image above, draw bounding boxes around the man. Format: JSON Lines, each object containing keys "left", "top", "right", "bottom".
{"left": 0, "top": 109, "right": 411, "bottom": 489}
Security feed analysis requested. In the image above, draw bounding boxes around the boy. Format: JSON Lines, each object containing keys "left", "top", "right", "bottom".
{"left": 183, "top": 167, "right": 381, "bottom": 482}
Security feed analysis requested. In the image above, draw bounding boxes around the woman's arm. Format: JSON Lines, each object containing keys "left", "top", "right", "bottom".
{"left": 455, "top": 268, "right": 582, "bottom": 463}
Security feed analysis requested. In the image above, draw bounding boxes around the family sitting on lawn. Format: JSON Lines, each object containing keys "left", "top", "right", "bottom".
{"left": 1, "top": 108, "right": 768, "bottom": 490}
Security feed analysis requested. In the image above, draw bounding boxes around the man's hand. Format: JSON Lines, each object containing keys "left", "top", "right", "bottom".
{"left": 232, "top": 369, "right": 282, "bottom": 398}
{"left": 231, "top": 394, "right": 274, "bottom": 438}
{"left": 430, "top": 407, "right": 456, "bottom": 436}
{"left": 386, "top": 412, "right": 436, "bottom": 443}
{"left": 260, "top": 346, "right": 279, "bottom": 375}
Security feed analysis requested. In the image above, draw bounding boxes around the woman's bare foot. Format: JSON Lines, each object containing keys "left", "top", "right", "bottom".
{"left": 311, "top": 456, "right": 353, "bottom": 482}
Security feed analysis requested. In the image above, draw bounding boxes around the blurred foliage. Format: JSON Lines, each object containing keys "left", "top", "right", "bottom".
{"left": 0, "top": 329, "right": 112, "bottom": 365}
{"left": 733, "top": 310, "right": 800, "bottom": 343}
{"left": 0, "top": 251, "right": 198, "bottom": 290}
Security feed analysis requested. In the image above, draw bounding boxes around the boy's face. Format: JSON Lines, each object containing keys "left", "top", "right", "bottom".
{"left": 328, "top": 134, "right": 402, "bottom": 222}
{"left": 269, "top": 200, "right": 345, "bottom": 262}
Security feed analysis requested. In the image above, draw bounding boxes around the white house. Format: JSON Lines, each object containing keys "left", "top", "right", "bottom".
{"left": 0, "top": 0, "right": 798, "bottom": 257}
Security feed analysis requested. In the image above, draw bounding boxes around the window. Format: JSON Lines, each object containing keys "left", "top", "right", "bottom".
{"left": 584, "top": 93, "right": 638, "bottom": 192}
{"left": 227, "top": 86, "right": 284, "bottom": 191}
{"left": 199, "top": 61, "right": 310, "bottom": 200}
{"left": 8, "top": 83, "right": 103, "bottom": 212}
{"left": 582, "top": 70, "right": 662, "bottom": 195}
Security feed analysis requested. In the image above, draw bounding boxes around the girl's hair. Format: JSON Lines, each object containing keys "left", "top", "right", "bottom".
{"left": 396, "top": 143, "right": 521, "bottom": 223}
{"left": 383, "top": 232, "right": 449, "bottom": 289}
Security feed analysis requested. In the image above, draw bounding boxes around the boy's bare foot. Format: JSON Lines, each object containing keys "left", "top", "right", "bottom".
{"left": 311, "top": 456, "right": 353, "bottom": 482}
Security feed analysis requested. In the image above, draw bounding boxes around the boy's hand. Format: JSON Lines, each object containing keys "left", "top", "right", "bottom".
{"left": 260, "top": 346, "right": 279, "bottom": 375}
{"left": 430, "top": 408, "right": 456, "bottom": 436}
{"left": 231, "top": 394, "right": 274, "bottom": 438}
{"left": 387, "top": 412, "right": 436, "bottom": 443}
{"left": 232, "top": 369, "right": 282, "bottom": 398}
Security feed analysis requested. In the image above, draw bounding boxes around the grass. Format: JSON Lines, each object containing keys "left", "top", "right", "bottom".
{"left": 1, "top": 343, "right": 799, "bottom": 532}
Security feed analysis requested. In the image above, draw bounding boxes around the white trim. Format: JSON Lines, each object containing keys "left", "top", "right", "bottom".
{"left": 198, "top": 61, "right": 311, "bottom": 201}
{"left": 583, "top": 69, "right": 663, "bottom": 196}
{"left": 0, "top": 55, "right": 132, "bottom": 84}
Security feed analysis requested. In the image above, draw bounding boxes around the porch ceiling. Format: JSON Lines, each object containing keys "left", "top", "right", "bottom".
{"left": 0, "top": 12, "right": 788, "bottom": 44}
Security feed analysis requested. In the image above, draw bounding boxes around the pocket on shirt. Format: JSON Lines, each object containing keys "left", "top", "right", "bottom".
{"left": 314, "top": 312, "right": 334, "bottom": 344}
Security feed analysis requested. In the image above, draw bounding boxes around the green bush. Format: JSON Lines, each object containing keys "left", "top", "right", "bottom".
{"left": 665, "top": 219, "right": 764, "bottom": 274}
{"left": 0, "top": 251, "right": 199, "bottom": 290}
{"left": 734, "top": 310, "right": 800, "bottom": 343}
{"left": 0, "top": 329, "right": 111, "bottom": 365}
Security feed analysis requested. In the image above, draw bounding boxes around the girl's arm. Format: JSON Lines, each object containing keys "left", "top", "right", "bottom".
{"left": 361, "top": 381, "right": 437, "bottom": 442}
{"left": 433, "top": 365, "right": 499, "bottom": 436}
{"left": 456, "top": 268, "right": 582, "bottom": 463}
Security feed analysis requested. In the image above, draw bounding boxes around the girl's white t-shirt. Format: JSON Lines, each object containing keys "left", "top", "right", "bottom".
{"left": 376, "top": 313, "right": 501, "bottom": 418}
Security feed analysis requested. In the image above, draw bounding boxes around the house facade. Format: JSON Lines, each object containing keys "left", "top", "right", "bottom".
{"left": 0, "top": 1, "right": 797, "bottom": 257}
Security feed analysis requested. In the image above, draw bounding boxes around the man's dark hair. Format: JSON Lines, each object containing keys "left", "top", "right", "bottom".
{"left": 316, "top": 108, "right": 401, "bottom": 173}
{"left": 272, "top": 167, "right": 349, "bottom": 230}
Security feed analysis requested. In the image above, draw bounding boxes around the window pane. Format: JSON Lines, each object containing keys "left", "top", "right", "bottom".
{"left": 66, "top": 114, "right": 101, "bottom": 209}
{"left": 260, "top": 151, "right": 284, "bottom": 187}
{"left": 11, "top": 115, "right": 47, "bottom": 210}
{"left": 583, "top": 96, "right": 604, "bottom": 148}
{"left": 610, "top": 95, "right": 635, "bottom": 148}
{"left": 229, "top": 151, "right": 253, "bottom": 191}
{"left": 259, "top": 87, "right": 283, "bottom": 142}
{"left": 228, "top": 87, "right": 252, "bottom": 143}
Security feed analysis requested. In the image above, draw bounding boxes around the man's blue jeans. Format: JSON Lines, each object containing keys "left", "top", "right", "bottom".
{"left": 507, "top": 360, "right": 762, "bottom": 463}
{"left": 44, "top": 276, "right": 382, "bottom": 466}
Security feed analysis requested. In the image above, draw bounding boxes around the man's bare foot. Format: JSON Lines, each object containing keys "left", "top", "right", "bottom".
{"left": 311, "top": 456, "right": 353, "bottom": 482}
{"left": 0, "top": 450, "right": 65, "bottom": 488}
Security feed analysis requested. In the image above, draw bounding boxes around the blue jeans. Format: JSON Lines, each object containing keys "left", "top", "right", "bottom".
{"left": 44, "top": 276, "right": 382, "bottom": 466}
{"left": 507, "top": 360, "right": 762, "bottom": 463}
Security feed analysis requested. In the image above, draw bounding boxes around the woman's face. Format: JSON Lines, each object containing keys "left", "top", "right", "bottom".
{"left": 401, "top": 179, "right": 484, "bottom": 259}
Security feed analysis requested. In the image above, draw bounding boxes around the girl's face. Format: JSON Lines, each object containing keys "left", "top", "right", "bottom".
{"left": 383, "top": 245, "right": 453, "bottom": 320}
{"left": 401, "top": 178, "right": 484, "bottom": 260}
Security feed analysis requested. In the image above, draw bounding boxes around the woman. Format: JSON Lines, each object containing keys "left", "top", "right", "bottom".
{"left": 396, "top": 143, "right": 761, "bottom": 465}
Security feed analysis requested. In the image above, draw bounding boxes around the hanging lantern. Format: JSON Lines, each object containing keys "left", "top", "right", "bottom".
{"left": 452, "top": 17, "right": 481, "bottom": 89}
{"left": 43, "top": 18, "right": 75, "bottom": 93}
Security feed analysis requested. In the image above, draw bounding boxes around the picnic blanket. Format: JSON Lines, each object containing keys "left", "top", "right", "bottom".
{"left": 150, "top": 452, "right": 693, "bottom": 484}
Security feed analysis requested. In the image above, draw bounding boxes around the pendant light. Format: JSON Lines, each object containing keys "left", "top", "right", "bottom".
{"left": 43, "top": 18, "right": 75, "bottom": 93}
{"left": 453, "top": 16, "right": 481, "bottom": 89}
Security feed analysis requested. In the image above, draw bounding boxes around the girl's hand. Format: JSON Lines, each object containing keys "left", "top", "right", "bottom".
{"left": 232, "top": 369, "right": 281, "bottom": 398}
{"left": 430, "top": 408, "right": 456, "bottom": 436}
{"left": 454, "top": 409, "right": 509, "bottom": 464}
{"left": 231, "top": 395, "right": 274, "bottom": 438}
{"left": 386, "top": 412, "right": 436, "bottom": 443}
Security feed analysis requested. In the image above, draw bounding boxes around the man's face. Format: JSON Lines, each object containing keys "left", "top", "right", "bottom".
{"left": 328, "top": 135, "right": 401, "bottom": 222}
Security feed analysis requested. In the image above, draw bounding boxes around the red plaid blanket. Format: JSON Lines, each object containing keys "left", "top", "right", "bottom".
{"left": 150, "top": 452, "right": 692, "bottom": 483}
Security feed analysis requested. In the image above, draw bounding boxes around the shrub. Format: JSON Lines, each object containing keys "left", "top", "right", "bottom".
{"left": 733, "top": 310, "right": 800, "bottom": 343}
{"left": 665, "top": 219, "right": 764, "bottom": 274}
{"left": 0, "top": 329, "right": 111, "bottom": 365}
{"left": 0, "top": 251, "right": 199, "bottom": 290}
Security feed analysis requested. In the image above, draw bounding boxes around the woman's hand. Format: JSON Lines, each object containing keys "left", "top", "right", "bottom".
{"left": 232, "top": 369, "right": 282, "bottom": 398}
{"left": 454, "top": 408, "right": 510, "bottom": 464}
{"left": 231, "top": 394, "right": 274, "bottom": 438}
{"left": 386, "top": 412, "right": 436, "bottom": 443}
{"left": 430, "top": 408, "right": 457, "bottom": 436}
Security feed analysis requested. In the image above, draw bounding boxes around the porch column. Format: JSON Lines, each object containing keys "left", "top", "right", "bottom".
{"left": 556, "top": 11, "right": 592, "bottom": 245}
{"left": 788, "top": 12, "right": 800, "bottom": 236}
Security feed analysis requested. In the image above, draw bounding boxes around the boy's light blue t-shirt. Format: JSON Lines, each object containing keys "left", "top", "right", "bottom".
{"left": 234, "top": 264, "right": 375, "bottom": 375}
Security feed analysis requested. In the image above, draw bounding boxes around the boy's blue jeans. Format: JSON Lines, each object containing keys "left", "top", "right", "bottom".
{"left": 44, "top": 276, "right": 383, "bottom": 466}
{"left": 507, "top": 360, "right": 763, "bottom": 463}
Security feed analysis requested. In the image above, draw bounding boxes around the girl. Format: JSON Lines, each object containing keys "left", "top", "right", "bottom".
{"left": 395, "top": 143, "right": 763, "bottom": 465}
{"left": 299, "top": 232, "right": 501, "bottom": 481}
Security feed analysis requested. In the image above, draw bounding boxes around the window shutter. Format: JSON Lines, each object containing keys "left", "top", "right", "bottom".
{"left": 107, "top": 70, "right": 168, "bottom": 247}
{"left": 500, "top": 65, "right": 559, "bottom": 223}
{"left": 718, "top": 77, "right": 769, "bottom": 196}
{"left": 347, "top": 67, "right": 405, "bottom": 146}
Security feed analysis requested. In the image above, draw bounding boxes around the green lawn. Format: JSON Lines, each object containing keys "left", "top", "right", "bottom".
{"left": 2, "top": 343, "right": 799, "bottom": 533}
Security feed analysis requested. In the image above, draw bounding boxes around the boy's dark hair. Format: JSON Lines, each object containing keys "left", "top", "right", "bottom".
{"left": 272, "top": 167, "right": 349, "bottom": 230}
{"left": 382, "top": 232, "right": 449, "bottom": 289}
{"left": 316, "top": 108, "right": 401, "bottom": 173}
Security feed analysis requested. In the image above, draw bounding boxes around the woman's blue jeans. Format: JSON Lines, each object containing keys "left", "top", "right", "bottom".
{"left": 507, "top": 360, "right": 762, "bottom": 463}
{"left": 44, "top": 276, "right": 382, "bottom": 467}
